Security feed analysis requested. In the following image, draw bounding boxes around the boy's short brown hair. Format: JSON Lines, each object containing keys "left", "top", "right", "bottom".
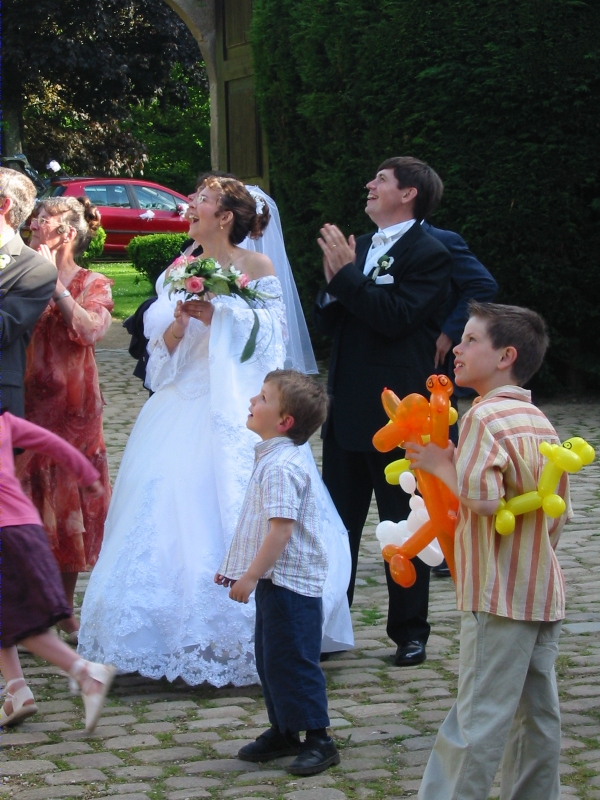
{"left": 264, "top": 369, "right": 329, "bottom": 446}
{"left": 468, "top": 301, "right": 549, "bottom": 386}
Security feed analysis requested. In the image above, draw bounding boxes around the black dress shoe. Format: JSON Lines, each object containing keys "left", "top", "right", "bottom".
{"left": 431, "top": 559, "right": 451, "bottom": 578}
{"left": 394, "top": 640, "right": 426, "bottom": 666}
{"left": 238, "top": 727, "right": 301, "bottom": 762}
{"left": 285, "top": 736, "right": 340, "bottom": 776}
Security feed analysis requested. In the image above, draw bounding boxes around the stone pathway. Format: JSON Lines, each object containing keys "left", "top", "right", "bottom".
{"left": 1, "top": 325, "right": 599, "bottom": 800}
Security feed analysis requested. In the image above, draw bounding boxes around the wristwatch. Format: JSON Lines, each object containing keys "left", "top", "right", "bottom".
{"left": 53, "top": 289, "right": 71, "bottom": 301}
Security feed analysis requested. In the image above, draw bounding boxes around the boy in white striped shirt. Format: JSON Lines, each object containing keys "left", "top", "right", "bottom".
{"left": 215, "top": 369, "right": 339, "bottom": 776}
{"left": 407, "top": 302, "right": 568, "bottom": 800}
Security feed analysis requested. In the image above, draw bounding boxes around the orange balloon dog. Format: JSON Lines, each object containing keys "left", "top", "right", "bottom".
{"left": 372, "top": 375, "right": 459, "bottom": 587}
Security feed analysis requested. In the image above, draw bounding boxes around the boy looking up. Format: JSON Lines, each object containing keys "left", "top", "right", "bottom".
{"left": 407, "top": 302, "right": 569, "bottom": 800}
{"left": 215, "top": 370, "right": 339, "bottom": 776}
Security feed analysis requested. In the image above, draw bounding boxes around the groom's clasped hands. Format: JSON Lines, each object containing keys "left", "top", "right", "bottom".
{"left": 317, "top": 223, "right": 356, "bottom": 282}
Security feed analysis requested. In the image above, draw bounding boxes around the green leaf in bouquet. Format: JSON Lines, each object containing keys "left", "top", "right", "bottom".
{"left": 203, "top": 258, "right": 219, "bottom": 274}
{"left": 208, "top": 275, "right": 232, "bottom": 295}
{"left": 241, "top": 310, "right": 260, "bottom": 363}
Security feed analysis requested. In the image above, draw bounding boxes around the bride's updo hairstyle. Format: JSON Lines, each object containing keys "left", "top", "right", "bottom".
{"left": 38, "top": 195, "right": 102, "bottom": 257}
{"left": 202, "top": 175, "right": 270, "bottom": 245}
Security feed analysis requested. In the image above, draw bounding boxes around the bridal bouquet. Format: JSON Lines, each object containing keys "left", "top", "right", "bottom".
{"left": 163, "top": 255, "right": 267, "bottom": 362}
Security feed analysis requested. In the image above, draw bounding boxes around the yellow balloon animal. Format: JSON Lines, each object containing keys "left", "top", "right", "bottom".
{"left": 494, "top": 437, "right": 595, "bottom": 534}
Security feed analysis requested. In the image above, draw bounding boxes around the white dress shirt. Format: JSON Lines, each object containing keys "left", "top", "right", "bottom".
{"left": 363, "top": 219, "right": 416, "bottom": 275}
{"left": 0, "top": 226, "right": 17, "bottom": 248}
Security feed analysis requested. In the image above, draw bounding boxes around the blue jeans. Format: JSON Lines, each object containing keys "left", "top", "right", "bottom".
{"left": 255, "top": 579, "right": 329, "bottom": 734}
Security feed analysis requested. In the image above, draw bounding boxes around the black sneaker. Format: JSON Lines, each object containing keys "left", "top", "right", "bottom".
{"left": 285, "top": 736, "right": 340, "bottom": 776}
{"left": 238, "top": 727, "right": 301, "bottom": 762}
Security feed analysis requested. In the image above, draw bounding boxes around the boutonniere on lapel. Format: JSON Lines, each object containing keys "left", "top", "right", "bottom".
{"left": 372, "top": 254, "right": 394, "bottom": 280}
{"left": 0, "top": 254, "right": 11, "bottom": 270}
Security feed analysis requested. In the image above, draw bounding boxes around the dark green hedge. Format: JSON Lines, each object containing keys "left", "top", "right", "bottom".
{"left": 252, "top": 0, "right": 600, "bottom": 391}
{"left": 127, "top": 233, "right": 189, "bottom": 286}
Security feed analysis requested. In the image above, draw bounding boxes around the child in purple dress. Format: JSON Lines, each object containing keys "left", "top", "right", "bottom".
{"left": 0, "top": 411, "right": 115, "bottom": 732}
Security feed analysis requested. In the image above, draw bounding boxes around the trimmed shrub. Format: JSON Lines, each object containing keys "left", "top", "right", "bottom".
{"left": 127, "top": 233, "right": 189, "bottom": 286}
{"left": 78, "top": 225, "right": 106, "bottom": 267}
{"left": 252, "top": 0, "right": 600, "bottom": 391}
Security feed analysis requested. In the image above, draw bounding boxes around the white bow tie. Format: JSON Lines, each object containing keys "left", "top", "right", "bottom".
{"left": 371, "top": 232, "right": 387, "bottom": 247}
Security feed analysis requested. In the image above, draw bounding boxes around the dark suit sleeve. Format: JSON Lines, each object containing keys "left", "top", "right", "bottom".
{"left": 325, "top": 244, "right": 451, "bottom": 340}
{"left": 431, "top": 229, "right": 497, "bottom": 343}
{"left": 314, "top": 288, "right": 344, "bottom": 336}
{"left": 0, "top": 261, "right": 57, "bottom": 346}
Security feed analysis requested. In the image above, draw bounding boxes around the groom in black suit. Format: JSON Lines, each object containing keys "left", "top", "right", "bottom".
{"left": 0, "top": 167, "right": 57, "bottom": 417}
{"left": 315, "top": 157, "right": 452, "bottom": 665}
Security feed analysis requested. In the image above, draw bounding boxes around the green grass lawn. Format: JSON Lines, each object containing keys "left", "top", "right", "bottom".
{"left": 94, "top": 262, "right": 154, "bottom": 320}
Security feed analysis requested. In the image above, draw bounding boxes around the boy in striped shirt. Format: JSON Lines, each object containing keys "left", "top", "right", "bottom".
{"left": 407, "top": 302, "right": 568, "bottom": 800}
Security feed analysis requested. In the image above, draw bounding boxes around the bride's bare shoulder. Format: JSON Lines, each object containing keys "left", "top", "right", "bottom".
{"left": 233, "top": 249, "right": 275, "bottom": 281}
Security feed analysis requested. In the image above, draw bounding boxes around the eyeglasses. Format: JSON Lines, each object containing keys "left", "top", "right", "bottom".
{"left": 32, "top": 217, "right": 61, "bottom": 228}
{"left": 32, "top": 217, "right": 74, "bottom": 233}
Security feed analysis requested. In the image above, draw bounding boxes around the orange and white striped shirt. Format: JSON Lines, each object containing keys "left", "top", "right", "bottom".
{"left": 454, "top": 386, "right": 568, "bottom": 622}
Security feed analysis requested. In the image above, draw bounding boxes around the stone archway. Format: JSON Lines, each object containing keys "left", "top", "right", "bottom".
{"left": 163, "top": 0, "right": 269, "bottom": 189}
{"left": 162, "top": 0, "right": 219, "bottom": 170}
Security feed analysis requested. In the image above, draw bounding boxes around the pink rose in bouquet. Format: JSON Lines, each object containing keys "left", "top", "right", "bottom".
{"left": 163, "top": 255, "right": 269, "bottom": 362}
{"left": 172, "top": 254, "right": 194, "bottom": 269}
{"left": 185, "top": 276, "right": 205, "bottom": 294}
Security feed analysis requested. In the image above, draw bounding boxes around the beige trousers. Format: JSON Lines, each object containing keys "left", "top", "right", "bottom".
{"left": 418, "top": 611, "right": 562, "bottom": 800}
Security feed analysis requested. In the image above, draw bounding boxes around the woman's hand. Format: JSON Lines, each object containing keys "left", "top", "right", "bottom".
{"left": 180, "top": 299, "right": 214, "bottom": 326}
{"left": 173, "top": 300, "right": 191, "bottom": 330}
{"left": 38, "top": 244, "right": 57, "bottom": 265}
{"left": 163, "top": 301, "right": 191, "bottom": 352}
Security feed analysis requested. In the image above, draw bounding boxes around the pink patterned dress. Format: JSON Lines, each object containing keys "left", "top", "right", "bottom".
{"left": 17, "top": 268, "right": 114, "bottom": 572}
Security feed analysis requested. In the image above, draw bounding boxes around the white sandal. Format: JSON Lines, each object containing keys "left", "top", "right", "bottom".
{"left": 0, "top": 679, "right": 38, "bottom": 727}
{"left": 69, "top": 659, "right": 116, "bottom": 732}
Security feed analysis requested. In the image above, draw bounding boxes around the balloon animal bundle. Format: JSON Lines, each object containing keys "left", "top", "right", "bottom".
{"left": 372, "top": 375, "right": 596, "bottom": 588}
{"left": 372, "top": 375, "right": 459, "bottom": 587}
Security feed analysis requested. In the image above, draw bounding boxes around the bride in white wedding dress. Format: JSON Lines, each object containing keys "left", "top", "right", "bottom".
{"left": 78, "top": 176, "right": 353, "bottom": 686}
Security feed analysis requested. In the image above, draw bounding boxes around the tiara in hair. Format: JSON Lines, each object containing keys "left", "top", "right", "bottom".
{"left": 248, "top": 189, "right": 267, "bottom": 216}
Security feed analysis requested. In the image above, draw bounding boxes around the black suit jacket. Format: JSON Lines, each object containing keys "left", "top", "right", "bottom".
{"left": 0, "top": 234, "right": 57, "bottom": 416}
{"left": 315, "top": 222, "right": 452, "bottom": 451}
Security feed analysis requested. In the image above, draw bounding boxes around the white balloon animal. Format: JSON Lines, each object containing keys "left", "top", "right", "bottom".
{"left": 375, "top": 471, "right": 444, "bottom": 567}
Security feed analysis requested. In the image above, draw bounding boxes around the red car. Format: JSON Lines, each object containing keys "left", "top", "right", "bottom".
{"left": 39, "top": 177, "right": 191, "bottom": 254}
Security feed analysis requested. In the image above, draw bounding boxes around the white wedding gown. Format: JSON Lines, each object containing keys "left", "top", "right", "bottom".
{"left": 78, "top": 273, "right": 353, "bottom": 686}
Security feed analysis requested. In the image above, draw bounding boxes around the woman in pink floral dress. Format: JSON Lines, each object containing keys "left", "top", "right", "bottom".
{"left": 17, "top": 196, "right": 113, "bottom": 642}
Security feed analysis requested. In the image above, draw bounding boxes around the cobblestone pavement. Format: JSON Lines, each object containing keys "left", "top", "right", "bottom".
{"left": 2, "top": 326, "right": 599, "bottom": 800}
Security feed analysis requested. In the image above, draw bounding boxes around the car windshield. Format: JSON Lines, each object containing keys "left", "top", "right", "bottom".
{"left": 133, "top": 185, "right": 178, "bottom": 211}
{"left": 84, "top": 184, "right": 131, "bottom": 207}
{"left": 39, "top": 184, "right": 66, "bottom": 199}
